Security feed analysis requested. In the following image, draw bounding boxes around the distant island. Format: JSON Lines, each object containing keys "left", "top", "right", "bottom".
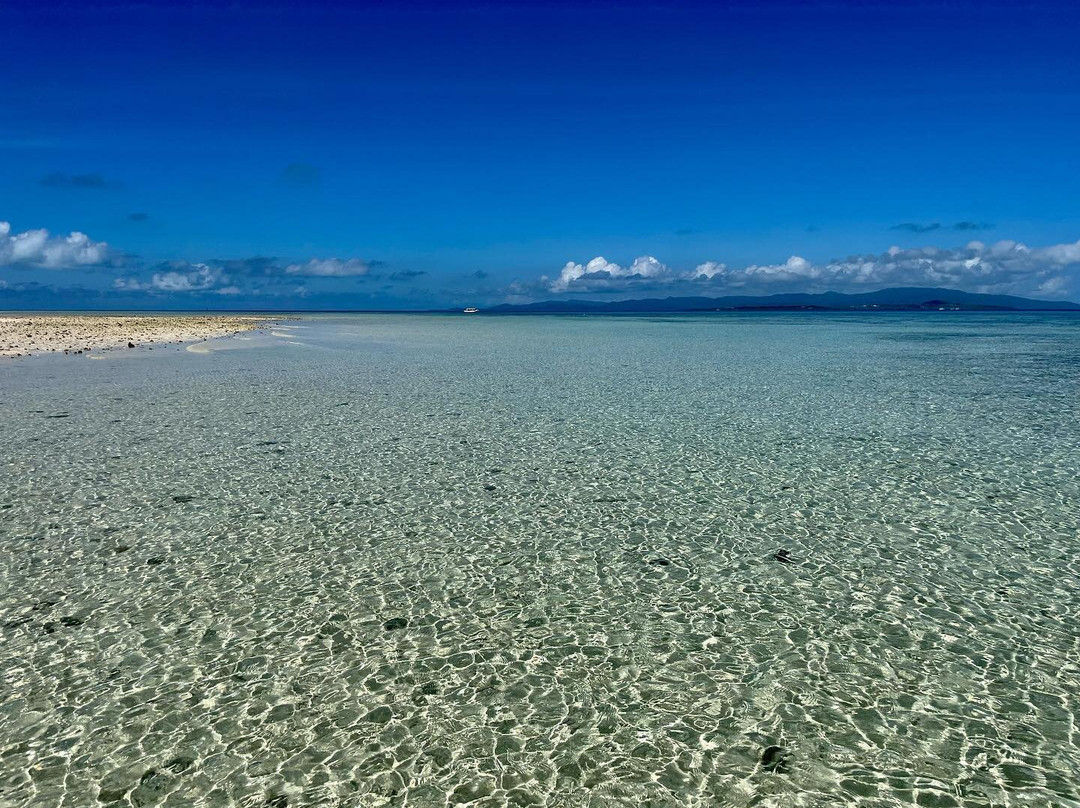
{"left": 477, "top": 287, "right": 1080, "bottom": 314}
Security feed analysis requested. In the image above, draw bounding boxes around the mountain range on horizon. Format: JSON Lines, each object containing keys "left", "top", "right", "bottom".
{"left": 480, "top": 287, "right": 1080, "bottom": 314}
{"left": 4, "top": 286, "right": 1079, "bottom": 314}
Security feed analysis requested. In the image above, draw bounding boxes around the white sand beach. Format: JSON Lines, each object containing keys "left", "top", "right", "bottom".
{"left": 0, "top": 315, "right": 280, "bottom": 358}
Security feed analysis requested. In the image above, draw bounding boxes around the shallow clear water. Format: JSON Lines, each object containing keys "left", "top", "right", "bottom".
{"left": 2, "top": 313, "right": 1079, "bottom": 808}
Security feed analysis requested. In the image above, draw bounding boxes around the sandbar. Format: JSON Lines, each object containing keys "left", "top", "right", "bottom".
{"left": 0, "top": 314, "right": 283, "bottom": 358}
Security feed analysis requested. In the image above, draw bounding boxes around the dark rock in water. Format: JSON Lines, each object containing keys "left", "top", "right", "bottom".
{"left": 132, "top": 769, "right": 169, "bottom": 805}
{"left": 42, "top": 622, "right": 58, "bottom": 634}
{"left": 773, "top": 549, "right": 793, "bottom": 564}
{"left": 266, "top": 704, "right": 295, "bottom": 722}
{"left": 147, "top": 556, "right": 166, "bottom": 565}
{"left": 172, "top": 495, "right": 195, "bottom": 503}
{"left": 365, "top": 706, "right": 393, "bottom": 724}
{"left": 59, "top": 616, "right": 83, "bottom": 627}
{"left": 761, "top": 745, "right": 791, "bottom": 773}
{"left": 32, "top": 596, "right": 62, "bottom": 612}
{"left": 164, "top": 756, "right": 195, "bottom": 774}
{"left": 483, "top": 484, "right": 497, "bottom": 491}
{"left": 128, "top": 342, "right": 135, "bottom": 348}
{"left": 383, "top": 617, "right": 409, "bottom": 631}
{"left": 648, "top": 558, "right": 671, "bottom": 567}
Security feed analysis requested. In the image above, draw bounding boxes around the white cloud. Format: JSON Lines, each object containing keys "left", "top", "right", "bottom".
{"left": 42, "top": 231, "right": 110, "bottom": 267}
{"left": 284, "top": 258, "right": 370, "bottom": 277}
{"left": 551, "top": 257, "right": 613, "bottom": 291}
{"left": 152, "top": 264, "right": 222, "bottom": 291}
{"left": 0, "top": 220, "right": 108, "bottom": 268}
{"left": 544, "top": 239, "right": 1080, "bottom": 299}
{"left": 3, "top": 220, "right": 383, "bottom": 298}
{"left": 114, "top": 263, "right": 226, "bottom": 293}
{"left": 626, "top": 255, "right": 668, "bottom": 278}
{"left": 1040, "top": 240, "right": 1080, "bottom": 265}
{"left": 112, "top": 277, "right": 146, "bottom": 291}
{"left": 549, "top": 253, "right": 819, "bottom": 291}
{"left": 549, "top": 255, "right": 670, "bottom": 291}
{"left": 692, "top": 261, "right": 727, "bottom": 279}
{"left": 802, "top": 240, "right": 1077, "bottom": 295}
{"left": 730, "top": 255, "right": 819, "bottom": 283}
{"left": 110, "top": 253, "right": 376, "bottom": 296}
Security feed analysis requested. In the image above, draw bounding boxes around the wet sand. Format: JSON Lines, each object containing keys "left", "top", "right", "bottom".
{"left": 0, "top": 314, "right": 280, "bottom": 358}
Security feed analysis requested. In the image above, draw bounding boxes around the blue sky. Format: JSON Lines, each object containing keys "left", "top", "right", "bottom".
{"left": 2, "top": 0, "right": 1079, "bottom": 309}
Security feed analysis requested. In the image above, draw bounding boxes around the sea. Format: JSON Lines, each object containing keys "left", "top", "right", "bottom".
{"left": 2, "top": 312, "right": 1078, "bottom": 807}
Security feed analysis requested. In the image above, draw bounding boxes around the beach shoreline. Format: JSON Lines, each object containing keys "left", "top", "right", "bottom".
{"left": 0, "top": 314, "right": 284, "bottom": 358}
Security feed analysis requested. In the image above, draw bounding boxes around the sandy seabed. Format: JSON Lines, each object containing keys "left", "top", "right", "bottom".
{"left": 0, "top": 315, "right": 279, "bottom": 358}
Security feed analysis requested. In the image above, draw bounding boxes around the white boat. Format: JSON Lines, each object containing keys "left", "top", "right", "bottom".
{"left": 463, "top": 307, "right": 479, "bottom": 314}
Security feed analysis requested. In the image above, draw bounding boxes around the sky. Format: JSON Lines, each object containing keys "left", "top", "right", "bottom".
{"left": 2, "top": 0, "right": 1080, "bottom": 310}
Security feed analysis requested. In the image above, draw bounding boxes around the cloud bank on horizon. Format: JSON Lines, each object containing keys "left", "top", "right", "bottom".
{"left": 0, "top": 220, "right": 387, "bottom": 304}
{"left": 3, "top": 218, "right": 1080, "bottom": 306}
{"left": 544, "top": 239, "right": 1080, "bottom": 299}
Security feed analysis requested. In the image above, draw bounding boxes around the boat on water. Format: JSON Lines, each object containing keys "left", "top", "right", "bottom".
{"left": 463, "top": 307, "right": 479, "bottom": 314}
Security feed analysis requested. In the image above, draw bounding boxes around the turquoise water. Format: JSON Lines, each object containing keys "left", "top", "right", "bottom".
{"left": 2, "top": 313, "right": 1079, "bottom": 807}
